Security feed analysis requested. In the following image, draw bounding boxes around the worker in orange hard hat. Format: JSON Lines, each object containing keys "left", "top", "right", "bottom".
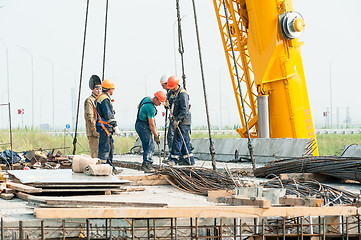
{"left": 135, "top": 90, "right": 166, "bottom": 173}
{"left": 84, "top": 75, "right": 102, "bottom": 158}
{"left": 95, "top": 79, "right": 121, "bottom": 174}
{"left": 165, "top": 76, "right": 194, "bottom": 166}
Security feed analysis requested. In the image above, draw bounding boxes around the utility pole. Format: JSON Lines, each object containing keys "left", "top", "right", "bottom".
{"left": 19, "top": 47, "right": 34, "bottom": 128}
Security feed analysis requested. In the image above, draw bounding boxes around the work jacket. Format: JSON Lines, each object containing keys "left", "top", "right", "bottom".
{"left": 84, "top": 93, "right": 99, "bottom": 137}
{"left": 167, "top": 86, "right": 191, "bottom": 126}
{"left": 95, "top": 92, "right": 117, "bottom": 133}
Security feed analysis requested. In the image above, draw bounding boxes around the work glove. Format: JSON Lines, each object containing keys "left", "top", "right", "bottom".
{"left": 154, "top": 135, "right": 160, "bottom": 145}
{"left": 174, "top": 120, "right": 180, "bottom": 130}
{"left": 114, "top": 126, "right": 121, "bottom": 136}
{"left": 164, "top": 100, "right": 170, "bottom": 109}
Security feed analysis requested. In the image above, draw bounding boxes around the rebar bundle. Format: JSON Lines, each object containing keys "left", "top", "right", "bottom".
{"left": 157, "top": 167, "right": 236, "bottom": 195}
{"left": 262, "top": 178, "right": 358, "bottom": 205}
{"left": 254, "top": 156, "right": 361, "bottom": 182}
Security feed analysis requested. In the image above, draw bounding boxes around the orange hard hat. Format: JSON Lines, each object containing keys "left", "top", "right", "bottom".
{"left": 166, "top": 76, "right": 179, "bottom": 89}
{"left": 101, "top": 79, "right": 115, "bottom": 89}
{"left": 154, "top": 91, "right": 166, "bottom": 104}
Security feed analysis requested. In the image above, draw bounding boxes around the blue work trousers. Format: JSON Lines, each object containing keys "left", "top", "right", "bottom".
{"left": 135, "top": 119, "right": 154, "bottom": 164}
{"left": 167, "top": 120, "right": 175, "bottom": 152}
{"left": 97, "top": 128, "right": 115, "bottom": 169}
{"left": 169, "top": 124, "right": 195, "bottom": 165}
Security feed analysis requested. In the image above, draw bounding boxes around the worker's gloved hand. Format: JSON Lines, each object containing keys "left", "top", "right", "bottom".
{"left": 154, "top": 135, "right": 160, "bottom": 145}
{"left": 164, "top": 100, "right": 170, "bottom": 109}
{"left": 174, "top": 120, "right": 179, "bottom": 130}
{"left": 114, "top": 126, "right": 121, "bottom": 136}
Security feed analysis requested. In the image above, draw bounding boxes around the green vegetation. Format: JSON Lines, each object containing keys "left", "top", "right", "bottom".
{"left": 316, "top": 134, "right": 361, "bottom": 156}
{"left": 0, "top": 129, "right": 359, "bottom": 156}
{"left": 0, "top": 129, "right": 136, "bottom": 155}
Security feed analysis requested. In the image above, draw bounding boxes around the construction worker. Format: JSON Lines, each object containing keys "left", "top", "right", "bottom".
{"left": 160, "top": 74, "right": 169, "bottom": 91}
{"left": 166, "top": 76, "right": 195, "bottom": 165}
{"left": 95, "top": 79, "right": 121, "bottom": 173}
{"left": 135, "top": 91, "right": 166, "bottom": 172}
{"left": 84, "top": 75, "right": 102, "bottom": 158}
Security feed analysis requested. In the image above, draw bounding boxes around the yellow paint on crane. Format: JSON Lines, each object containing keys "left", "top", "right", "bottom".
{"left": 212, "top": 0, "right": 318, "bottom": 155}
{"left": 246, "top": 0, "right": 318, "bottom": 155}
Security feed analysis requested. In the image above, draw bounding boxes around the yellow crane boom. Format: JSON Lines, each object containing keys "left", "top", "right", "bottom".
{"left": 213, "top": 0, "right": 318, "bottom": 155}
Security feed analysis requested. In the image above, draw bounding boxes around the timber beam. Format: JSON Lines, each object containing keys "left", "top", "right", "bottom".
{"left": 34, "top": 206, "right": 359, "bottom": 219}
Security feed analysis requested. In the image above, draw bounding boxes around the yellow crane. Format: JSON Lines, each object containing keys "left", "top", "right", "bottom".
{"left": 212, "top": 0, "right": 318, "bottom": 155}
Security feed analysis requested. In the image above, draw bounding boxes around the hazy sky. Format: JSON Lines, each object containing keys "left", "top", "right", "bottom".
{"left": 0, "top": 0, "right": 360, "bottom": 130}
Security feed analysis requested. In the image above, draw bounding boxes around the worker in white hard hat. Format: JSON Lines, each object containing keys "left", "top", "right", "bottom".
{"left": 160, "top": 74, "right": 170, "bottom": 91}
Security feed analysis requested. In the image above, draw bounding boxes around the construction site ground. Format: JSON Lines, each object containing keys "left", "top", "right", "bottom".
{"left": 0, "top": 154, "right": 360, "bottom": 223}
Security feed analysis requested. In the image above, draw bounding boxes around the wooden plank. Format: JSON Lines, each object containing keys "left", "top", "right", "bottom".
{"left": 207, "top": 190, "right": 235, "bottom": 203}
{"left": 0, "top": 193, "right": 14, "bottom": 200}
{"left": 4, "top": 188, "right": 15, "bottom": 194}
{"left": 6, "top": 182, "right": 42, "bottom": 193}
{"left": 34, "top": 206, "right": 359, "bottom": 219}
{"left": 30, "top": 183, "right": 127, "bottom": 188}
{"left": 226, "top": 196, "right": 271, "bottom": 208}
{"left": 44, "top": 200, "right": 167, "bottom": 208}
{"left": 15, "top": 192, "right": 34, "bottom": 201}
{"left": 279, "top": 173, "right": 336, "bottom": 182}
{"left": 279, "top": 196, "right": 324, "bottom": 207}
{"left": 40, "top": 188, "right": 123, "bottom": 193}
{"left": 119, "top": 175, "right": 169, "bottom": 186}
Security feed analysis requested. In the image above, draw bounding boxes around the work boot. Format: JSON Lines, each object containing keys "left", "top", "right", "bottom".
{"left": 162, "top": 159, "right": 170, "bottom": 164}
{"left": 142, "top": 163, "right": 155, "bottom": 173}
{"left": 178, "top": 160, "right": 193, "bottom": 166}
{"left": 168, "top": 161, "right": 177, "bottom": 166}
{"left": 112, "top": 167, "right": 123, "bottom": 175}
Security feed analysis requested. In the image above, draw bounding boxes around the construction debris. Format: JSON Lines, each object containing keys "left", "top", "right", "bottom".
{"left": 262, "top": 178, "right": 358, "bottom": 205}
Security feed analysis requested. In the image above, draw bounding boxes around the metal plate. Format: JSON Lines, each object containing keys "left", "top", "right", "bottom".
{"left": 7, "top": 169, "right": 130, "bottom": 184}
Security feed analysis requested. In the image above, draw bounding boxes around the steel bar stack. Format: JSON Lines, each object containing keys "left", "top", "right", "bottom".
{"left": 254, "top": 156, "right": 361, "bottom": 182}
{"left": 158, "top": 167, "right": 236, "bottom": 195}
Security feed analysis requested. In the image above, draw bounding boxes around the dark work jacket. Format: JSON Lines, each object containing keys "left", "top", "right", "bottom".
{"left": 167, "top": 86, "right": 191, "bottom": 126}
{"left": 96, "top": 92, "right": 117, "bottom": 132}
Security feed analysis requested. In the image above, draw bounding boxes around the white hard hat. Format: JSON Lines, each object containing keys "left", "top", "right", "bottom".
{"left": 160, "top": 74, "right": 171, "bottom": 84}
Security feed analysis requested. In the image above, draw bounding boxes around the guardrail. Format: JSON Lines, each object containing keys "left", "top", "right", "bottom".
{"left": 47, "top": 128, "right": 361, "bottom": 137}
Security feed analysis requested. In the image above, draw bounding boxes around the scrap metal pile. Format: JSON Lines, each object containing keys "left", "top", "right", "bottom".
{"left": 262, "top": 178, "right": 358, "bottom": 205}
{"left": 254, "top": 156, "right": 361, "bottom": 183}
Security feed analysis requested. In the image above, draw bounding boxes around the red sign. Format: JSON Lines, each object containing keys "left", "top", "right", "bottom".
{"left": 323, "top": 112, "right": 328, "bottom": 117}
{"left": 18, "top": 109, "right": 24, "bottom": 115}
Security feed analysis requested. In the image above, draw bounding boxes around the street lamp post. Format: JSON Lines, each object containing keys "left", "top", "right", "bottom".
{"left": 19, "top": 47, "right": 34, "bottom": 128}
{"left": 39, "top": 95, "right": 47, "bottom": 126}
{"left": 329, "top": 55, "right": 344, "bottom": 129}
{"left": 41, "top": 57, "right": 55, "bottom": 130}
{"left": 219, "top": 67, "right": 223, "bottom": 129}
{"left": 0, "top": 40, "right": 10, "bottom": 104}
